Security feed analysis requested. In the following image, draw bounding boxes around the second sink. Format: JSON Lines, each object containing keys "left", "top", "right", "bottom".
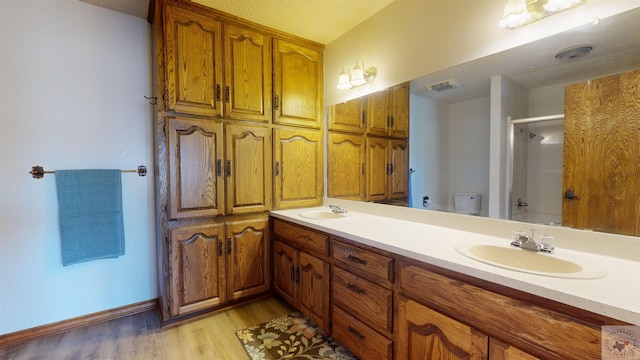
{"left": 299, "top": 210, "right": 348, "bottom": 220}
{"left": 456, "top": 243, "right": 607, "bottom": 279}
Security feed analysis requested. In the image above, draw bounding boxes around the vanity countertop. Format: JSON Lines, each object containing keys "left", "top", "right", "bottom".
{"left": 271, "top": 201, "right": 640, "bottom": 326}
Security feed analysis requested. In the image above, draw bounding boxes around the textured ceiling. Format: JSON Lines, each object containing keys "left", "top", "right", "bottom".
{"left": 80, "top": 0, "right": 394, "bottom": 44}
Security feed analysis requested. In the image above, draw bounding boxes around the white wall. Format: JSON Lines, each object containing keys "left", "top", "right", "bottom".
{"left": 449, "top": 97, "right": 491, "bottom": 216}
{"left": 0, "top": 0, "right": 155, "bottom": 335}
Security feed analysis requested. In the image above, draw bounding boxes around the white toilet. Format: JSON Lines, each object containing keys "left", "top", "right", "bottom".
{"left": 454, "top": 192, "right": 481, "bottom": 215}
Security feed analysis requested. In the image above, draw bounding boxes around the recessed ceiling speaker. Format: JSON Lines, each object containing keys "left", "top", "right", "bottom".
{"left": 555, "top": 45, "right": 593, "bottom": 60}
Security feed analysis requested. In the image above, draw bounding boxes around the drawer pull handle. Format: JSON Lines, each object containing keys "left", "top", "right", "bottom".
{"left": 347, "top": 282, "right": 366, "bottom": 295}
{"left": 348, "top": 326, "right": 366, "bottom": 341}
{"left": 347, "top": 254, "right": 367, "bottom": 266}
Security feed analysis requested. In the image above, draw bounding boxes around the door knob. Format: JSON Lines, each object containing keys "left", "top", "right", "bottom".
{"left": 564, "top": 188, "right": 578, "bottom": 200}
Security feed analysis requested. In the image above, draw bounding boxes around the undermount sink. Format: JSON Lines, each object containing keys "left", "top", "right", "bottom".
{"left": 299, "top": 210, "right": 348, "bottom": 220}
{"left": 456, "top": 243, "right": 607, "bottom": 279}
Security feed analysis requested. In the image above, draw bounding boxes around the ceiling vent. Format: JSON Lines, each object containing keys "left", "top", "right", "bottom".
{"left": 426, "top": 79, "right": 460, "bottom": 92}
{"left": 555, "top": 45, "right": 593, "bottom": 60}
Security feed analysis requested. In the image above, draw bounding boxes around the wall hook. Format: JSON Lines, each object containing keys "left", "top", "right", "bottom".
{"left": 144, "top": 96, "right": 157, "bottom": 105}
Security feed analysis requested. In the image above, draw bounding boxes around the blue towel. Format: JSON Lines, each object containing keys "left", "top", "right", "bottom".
{"left": 55, "top": 169, "right": 125, "bottom": 266}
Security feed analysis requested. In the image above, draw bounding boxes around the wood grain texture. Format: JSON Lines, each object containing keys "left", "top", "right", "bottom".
{"left": 327, "top": 132, "right": 366, "bottom": 200}
{"left": 490, "top": 338, "right": 542, "bottom": 360}
{"left": 332, "top": 306, "right": 393, "bottom": 360}
{"left": 397, "top": 296, "right": 489, "bottom": 360}
{"left": 366, "top": 91, "right": 389, "bottom": 136}
{"left": 273, "top": 240, "right": 298, "bottom": 305}
{"left": 298, "top": 251, "right": 331, "bottom": 331}
{"left": 398, "top": 261, "right": 611, "bottom": 360}
{"left": 332, "top": 267, "right": 393, "bottom": 335}
{"left": 332, "top": 239, "right": 393, "bottom": 284}
{"left": 167, "top": 117, "right": 224, "bottom": 219}
{"left": 164, "top": 3, "right": 222, "bottom": 117}
{"left": 273, "top": 39, "right": 323, "bottom": 129}
{"left": 388, "top": 82, "right": 410, "bottom": 139}
{"left": 273, "top": 128, "right": 323, "bottom": 209}
{"left": 225, "top": 124, "right": 272, "bottom": 214}
{"left": 328, "top": 98, "right": 365, "bottom": 133}
{"left": 0, "top": 297, "right": 294, "bottom": 360}
{"left": 226, "top": 218, "right": 270, "bottom": 301}
{"left": 563, "top": 69, "right": 640, "bottom": 236}
{"left": 389, "top": 139, "right": 409, "bottom": 199}
{"left": 224, "top": 23, "right": 272, "bottom": 122}
{"left": 366, "top": 136, "right": 390, "bottom": 201}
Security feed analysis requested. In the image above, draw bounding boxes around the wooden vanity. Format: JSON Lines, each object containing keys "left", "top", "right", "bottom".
{"left": 271, "top": 216, "right": 633, "bottom": 360}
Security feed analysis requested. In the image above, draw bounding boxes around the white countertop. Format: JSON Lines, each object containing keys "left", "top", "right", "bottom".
{"left": 271, "top": 201, "right": 640, "bottom": 326}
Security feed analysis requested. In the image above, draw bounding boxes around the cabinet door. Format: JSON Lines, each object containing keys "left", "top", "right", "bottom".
{"left": 388, "top": 82, "right": 410, "bottom": 138}
{"left": 397, "top": 296, "right": 489, "bottom": 360}
{"left": 273, "top": 128, "right": 323, "bottom": 209}
{"left": 273, "top": 240, "right": 297, "bottom": 306}
{"left": 225, "top": 124, "right": 272, "bottom": 214}
{"left": 169, "top": 224, "right": 226, "bottom": 316}
{"left": 223, "top": 24, "right": 271, "bottom": 122}
{"left": 389, "top": 139, "right": 409, "bottom": 199}
{"left": 298, "top": 251, "right": 330, "bottom": 331}
{"left": 167, "top": 117, "right": 224, "bottom": 219}
{"left": 490, "top": 338, "right": 542, "bottom": 360}
{"left": 273, "top": 39, "right": 323, "bottom": 129}
{"left": 164, "top": 4, "right": 222, "bottom": 117}
{"left": 366, "top": 136, "right": 389, "bottom": 201}
{"left": 226, "top": 218, "right": 270, "bottom": 301}
{"left": 327, "top": 132, "right": 365, "bottom": 200}
{"left": 328, "top": 98, "right": 365, "bottom": 133}
{"left": 366, "top": 91, "right": 389, "bottom": 136}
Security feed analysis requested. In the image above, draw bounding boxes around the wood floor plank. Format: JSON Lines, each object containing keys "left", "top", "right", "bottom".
{"left": 0, "top": 297, "right": 294, "bottom": 360}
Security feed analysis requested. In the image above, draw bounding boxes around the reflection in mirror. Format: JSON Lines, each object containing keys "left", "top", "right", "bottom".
{"left": 326, "top": 8, "right": 640, "bottom": 236}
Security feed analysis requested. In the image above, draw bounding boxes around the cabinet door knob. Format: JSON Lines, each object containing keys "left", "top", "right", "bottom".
{"left": 275, "top": 161, "right": 280, "bottom": 176}
{"left": 227, "top": 160, "right": 231, "bottom": 177}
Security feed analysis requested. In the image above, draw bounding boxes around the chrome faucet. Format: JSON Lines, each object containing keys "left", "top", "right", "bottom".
{"left": 510, "top": 229, "right": 554, "bottom": 253}
{"left": 329, "top": 204, "right": 347, "bottom": 214}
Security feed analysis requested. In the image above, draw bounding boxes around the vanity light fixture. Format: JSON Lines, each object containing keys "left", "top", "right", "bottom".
{"left": 499, "top": 0, "right": 586, "bottom": 29}
{"left": 337, "top": 59, "right": 377, "bottom": 90}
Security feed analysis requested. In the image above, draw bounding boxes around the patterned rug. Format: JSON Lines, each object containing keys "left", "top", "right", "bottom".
{"left": 236, "top": 312, "right": 357, "bottom": 359}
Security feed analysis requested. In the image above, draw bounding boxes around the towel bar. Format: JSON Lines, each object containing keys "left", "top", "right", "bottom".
{"left": 30, "top": 165, "right": 147, "bottom": 179}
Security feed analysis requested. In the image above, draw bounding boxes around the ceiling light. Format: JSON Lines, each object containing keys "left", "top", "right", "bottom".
{"left": 336, "top": 59, "right": 377, "bottom": 90}
{"left": 499, "top": 0, "right": 586, "bottom": 29}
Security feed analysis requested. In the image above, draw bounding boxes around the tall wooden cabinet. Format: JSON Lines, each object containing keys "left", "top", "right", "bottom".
{"left": 152, "top": 0, "right": 324, "bottom": 323}
{"left": 327, "top": 82, "right": 409, "bottom": 204}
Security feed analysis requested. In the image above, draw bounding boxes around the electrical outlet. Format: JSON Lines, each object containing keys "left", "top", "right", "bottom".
{"left": 423, "top": 196, "right": 431, "bottom": 207}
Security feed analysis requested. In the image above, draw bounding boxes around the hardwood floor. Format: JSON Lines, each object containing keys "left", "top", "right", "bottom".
{"left": 0, "top": 296, "right": 295, "bottom": 360}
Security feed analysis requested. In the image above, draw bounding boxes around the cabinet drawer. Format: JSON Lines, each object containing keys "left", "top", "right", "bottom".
{"left": 332, "top": 267, "right": 393, "bottom": 335}
{"left": 273, "top": 219, "right": 329, "bottom": 257}
{"left": 332, "top": 306, "right": 392, "bottom": 360}
{"left": 332, "top": 239, "right": 393, "bottom": 284}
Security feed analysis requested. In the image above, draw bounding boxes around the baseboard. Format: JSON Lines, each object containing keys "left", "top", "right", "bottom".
{"left": 0, "top": 298, "right": 158, "bottom": 348}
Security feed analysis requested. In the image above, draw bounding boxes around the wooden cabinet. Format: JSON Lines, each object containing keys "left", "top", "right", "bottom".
{"left": 365, "top": 83, "right": 409, "bottom": 138}
{"left": 397, "top": 296, "right": 489, "bottom": 360}
{"left": 327, "top": 132, "right": 365, "bottom": 200}
{"left": 273, "top": 128, "right": 323, "bottom": 209}
{"left": 155, "top": 1, "right": 324, "bottom": 323}
{"left": 168, "top": 217, "right": 270, "bottom": 316}
{"left": 223, "top": 23, "right": 272, "bottom": 122}
{"left": 273, "top": 220, "right": 330, "bottom": 330}
{"left": 225, "top": 123, "right": 271, "bottom": 214}
{"left": 331, "top": 239, "right": 394, "bottom": 360}
{"left": 164, "top": 4, "right": 223, "bottom": 117}
{"left": 273, "top": 39, "right": 323, "bottom": 129}
{"left": 397, "top": 260, "right": 610, "bottom": 359}
{"left": 365, "top": 137, "right": 409, "bottom": 202}
{"left": 167, "top": 117, "right": 270, "bottom": 219}
{"left": 167, "top": 117, "right": 225, "bottom": 219}
{"left": 328, "top": 97, "right": 365, "bottom": 133}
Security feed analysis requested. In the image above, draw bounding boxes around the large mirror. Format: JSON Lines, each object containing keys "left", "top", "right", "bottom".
{"left": 329, "top": 7, "right": 640, "bottom": 236}
{"left": 408, "top": 6, "right": 640, "bottom": 235}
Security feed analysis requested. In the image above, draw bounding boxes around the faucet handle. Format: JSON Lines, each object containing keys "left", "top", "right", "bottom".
{"left": 539, "top": 235, "right": 555, "bottom": 253}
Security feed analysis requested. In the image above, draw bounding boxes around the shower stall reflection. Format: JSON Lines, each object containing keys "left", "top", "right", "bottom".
{"left": 510, "top": 118, "right": 564, "bottom": 225}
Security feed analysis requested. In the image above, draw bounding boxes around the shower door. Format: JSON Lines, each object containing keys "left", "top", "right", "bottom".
{"left": 509, "top": 118, "right": 563, "bottom": 225}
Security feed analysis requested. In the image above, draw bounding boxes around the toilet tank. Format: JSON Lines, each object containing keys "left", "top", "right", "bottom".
{"left": 454, "top": 192, "right": 481, "bottom": 215}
